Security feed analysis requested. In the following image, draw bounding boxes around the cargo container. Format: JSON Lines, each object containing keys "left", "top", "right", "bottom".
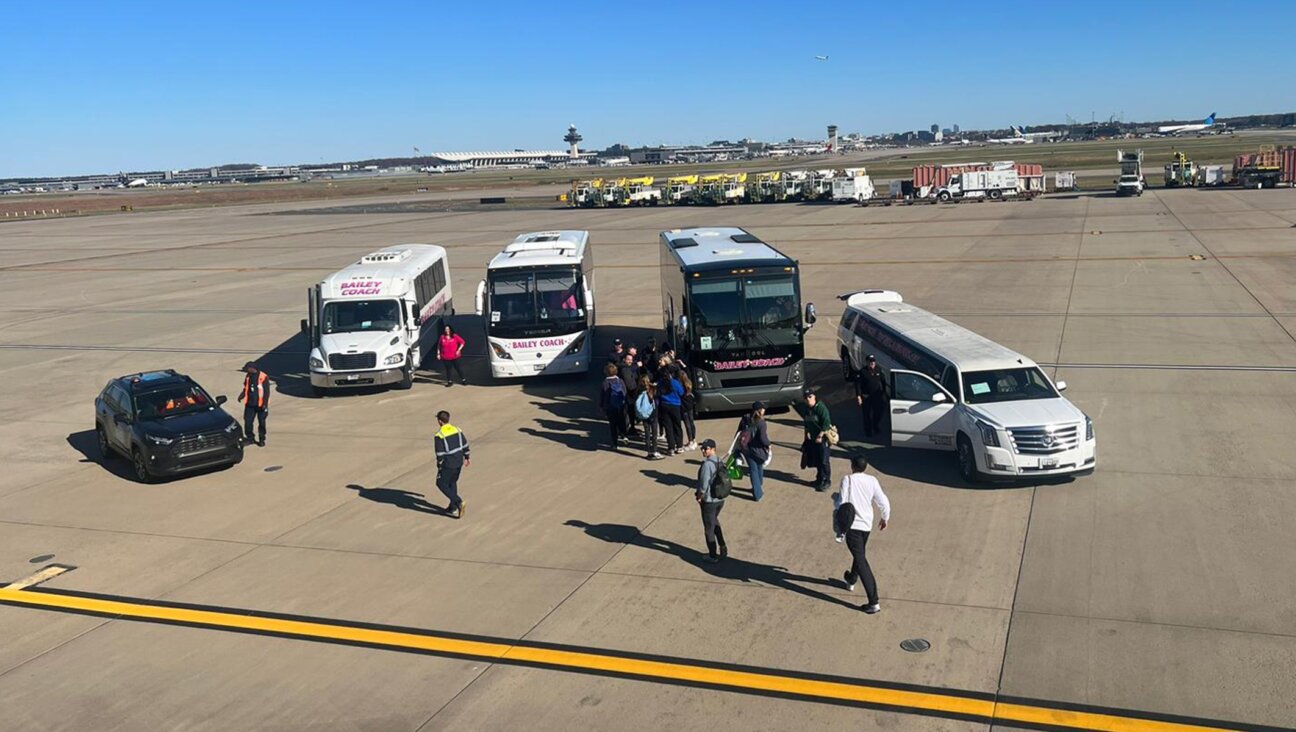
{"left": 1196, "top": 165, "right": 1227, "bottom": 187}
{"left": 1284, "top": 147, "right": 1296, "bottom": 183}
{"left": 1234, "top": 147, "right": 1283, "bottom": 189}
{"left": 1054, "top": 171, "right": 1077, "bottom": 191}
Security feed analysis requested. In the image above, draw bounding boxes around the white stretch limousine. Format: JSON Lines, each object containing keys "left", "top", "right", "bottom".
{"left": 837, "top": 290, "right": 1095, "bottom": 482}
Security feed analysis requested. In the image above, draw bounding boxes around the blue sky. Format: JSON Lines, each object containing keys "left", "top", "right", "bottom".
{"left": 2, "top": 1, "right": 1292, "bottom": 176}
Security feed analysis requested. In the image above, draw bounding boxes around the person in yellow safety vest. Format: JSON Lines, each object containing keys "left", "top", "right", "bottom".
{"left": 236, "top": 361, "right": 270, "bottom": 447}
{"left": 433, "top": 410, "right": 470, "bottom": 519}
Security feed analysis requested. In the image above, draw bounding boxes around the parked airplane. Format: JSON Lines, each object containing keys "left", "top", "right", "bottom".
{"left": 1158, "top": 113, "right": 1215, "bottom": 135}
{"left": 126, "top": 178, "right": 150, "bottom": 188}
{"left": 1012, "top": 125, "right": 1063, "bottom": 141}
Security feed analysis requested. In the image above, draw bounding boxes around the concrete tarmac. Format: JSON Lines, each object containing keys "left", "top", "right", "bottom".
{"left": 1, "top": 188, "right": 1294, "bottom": 730}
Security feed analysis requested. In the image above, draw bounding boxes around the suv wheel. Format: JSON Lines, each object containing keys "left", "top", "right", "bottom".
{"left": 96, "top": 426, "right": 115, "bottom": 460}
{"left": 840, "top": 351, "right": 854, "bottom": 382}
{"left": 132, "top": 449, "right": 155, "bottom": 484}
{"left": 957, "top": 434, "right": 981, "bottom": 484}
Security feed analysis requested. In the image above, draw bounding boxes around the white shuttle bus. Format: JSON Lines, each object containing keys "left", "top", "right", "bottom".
{"left": 304, "top": 244, "right": 452, "bottom": 394}
{"left": 475, "top": 231, "right": 594, "bottom": 377}
{"left": 836, "top": 290, "right": 1095, "bottom": 482}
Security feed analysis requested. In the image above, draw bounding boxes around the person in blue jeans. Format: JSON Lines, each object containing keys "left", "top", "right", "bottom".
{"left": 737, "top": 401, "right": 771, "bottom": 501}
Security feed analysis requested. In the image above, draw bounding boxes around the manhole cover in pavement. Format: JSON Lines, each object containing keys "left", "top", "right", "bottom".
{"left": 29, "top": 554, "right": 55, "bottom": 563}
{"left": 900, "top": 638, "right": 931, "bottom": 653}
{"left": 264, "top": 465, "right": 284, "bottom": 472}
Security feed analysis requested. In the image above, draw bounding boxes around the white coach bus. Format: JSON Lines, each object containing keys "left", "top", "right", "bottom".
{"left": 836, "top": 290, "right": 1096, "bottom": 482}
{"left": 303, "top": 244, "right": 452, "bottom": 394}
{"left": 475, "top": 231, "right": 594, "bottom": 377}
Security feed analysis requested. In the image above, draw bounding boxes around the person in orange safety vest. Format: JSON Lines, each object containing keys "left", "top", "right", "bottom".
{"left": 237, "top": 361, "right": 270, "bottom": 446}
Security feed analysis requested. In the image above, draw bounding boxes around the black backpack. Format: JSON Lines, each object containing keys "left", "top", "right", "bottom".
{"left": 710, "top": 458, "right": 732, "bottom": 499}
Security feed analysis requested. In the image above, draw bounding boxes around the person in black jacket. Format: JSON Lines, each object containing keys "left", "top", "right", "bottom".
{"left": 617, "top": 351, "right": 641, "bottom": 437}
{"left": 598, "top": 363, "right": 629, "bottom": 448}
{"left": 433, "top": 410, "right": 470, "bottom": 519}
{"left": 855, "top": 355, "right": 889, "bottom": 443}
{"left": 737, "top": 401, "right": 771, "bottom": 501}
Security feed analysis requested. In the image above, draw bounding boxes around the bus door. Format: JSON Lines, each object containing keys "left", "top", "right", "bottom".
{"left": 889, "top": 369, "right": 957, "bottom": 450}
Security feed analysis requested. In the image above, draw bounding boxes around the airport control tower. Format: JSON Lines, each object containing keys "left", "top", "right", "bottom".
{"left": 564, "top": 125, "right": 582, "bottom": 159}
{"left": 827, "top": 125, "right": 838, "bottom": 153}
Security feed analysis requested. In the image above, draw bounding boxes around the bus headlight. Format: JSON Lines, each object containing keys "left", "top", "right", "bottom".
{"left": 976, "top": 420, "right": 1000, "bottom": 447}
{"left": 564, "top": 333, "right": 586, "bottom": 356}
{"left": 490, "top": 342, "right": 513, "bottom": 360}
{"left": 1085, "top": 415, "right": 1094, "bottom": 441}
{"left": 693, "top": 369, "right": 708, "bottom": 388}
{"left": 309, "top": 357, "right": 324, "bottom": 369}
{"left": 789, "top": 361, "right": 803, "bottom": 383}
{"left": 384, "top": 353, "right": 404, "bottom": 365}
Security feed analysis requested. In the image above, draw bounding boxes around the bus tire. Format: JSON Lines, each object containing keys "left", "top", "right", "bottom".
{"left": 397, "top": 357, "right": 414, "bottom": 390}
{"left": 956, "top": 434, "right": 982, "bottom": 484}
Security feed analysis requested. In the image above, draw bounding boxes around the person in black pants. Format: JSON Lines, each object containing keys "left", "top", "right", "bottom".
{"left": 855, "top": 354, "right": 889, "bottom": 443}
{"left": 679, "top": 370, "right": 698, "bottom": 450}
{"left": 656, "top": 366, "right": 685, "bottom": 455}
{"left": 433, "top": 410, "right": 471, "bottom": 519}
{"left": 695, "top": 439, "right": 727, "bottom": 562}
{"left": 617, "top": 351, "right": 641, "bottom": 436}
{"left": 838, "top": 455, "right": 891, "bottom": 614}
{"left": 598, "top": 363, "right": 629, "bottom": 448}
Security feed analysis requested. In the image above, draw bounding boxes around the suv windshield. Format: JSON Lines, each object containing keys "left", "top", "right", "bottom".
{"left": 961, "top": 367, "right": 1058, "bottom": 405}
{"left": 134, "top": 384, "right": 214, "bottom": 419}
{"left": 322, "top": 299, "right": 401, "bottom": 334}
{"left": 689, "top": 275, "right": 801, "bottom": 351}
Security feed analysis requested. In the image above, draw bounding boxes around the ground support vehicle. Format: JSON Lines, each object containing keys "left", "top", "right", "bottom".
{"left": 1116, "top": 149, "right": 1145, "bottom": 196}
{"left": 936, "top": 170, "right": 1020, "bottom": 201}
{"left": 1164, "top": 151, "right": 1197, "bottom": 187}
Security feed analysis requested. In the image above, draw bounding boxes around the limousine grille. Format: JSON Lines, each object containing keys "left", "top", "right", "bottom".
{"left": 1009, "top": 424, "right": 1080, "bottom": 455}
{"left": 329, "top": 352, "right": 376, "bottom": 370}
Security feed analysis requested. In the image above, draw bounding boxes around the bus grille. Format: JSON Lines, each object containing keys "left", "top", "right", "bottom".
{"left": 329, "top": 352, "right": 376, "bottom": 370}
{"left": 1009, "top": 425, "right": 1079, "bottom": 455}
{"left": 720, "top": 376, "right": 779, "bottom": 388}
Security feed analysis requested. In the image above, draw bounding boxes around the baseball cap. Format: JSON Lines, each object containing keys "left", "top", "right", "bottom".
{"left": 866, "top": 354, "right": 877, "bottom": 361}
{"left": 699, "top": 438, "right": 717, "bottom": 450}
{"left": 613, "top": 338, "right": 623, "bottom": 346}
{"left": 752, "top": 400, "right": 766, "bottom": 410}
{"left": 242, "top": 361, "right": 259, "bottom": 372}
{"left": 802, "top": 387, "right": 815, "bottom": 397}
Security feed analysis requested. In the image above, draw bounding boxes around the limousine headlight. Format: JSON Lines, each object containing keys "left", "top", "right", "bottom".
{"left": 384, "top": 353, "right": 404, "bottom": 365}
{"left": 490, "top": 342, "right": 513, "bottom": 360}
{"left": 1085, "top": 415, "right": 1094, "bottom": 441}
{"left": 976, "top": 419, "right": 1000, "bottom": 447}
{"left": 309, "top": 356, "right": 324, "bottom": 369}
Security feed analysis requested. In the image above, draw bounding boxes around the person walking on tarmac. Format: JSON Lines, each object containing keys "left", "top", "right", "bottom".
{"left": 855, "top": 355, "right": 889, "bottom": 443}
{"left": 437, "top": 324, "right": 468, "bottom": 387}
{"left": 736, "top": 401, "right": 771, "bottom": 501}
{"left": 695, "top": 439, "right": 728, "bottom": 563}
{"left": 236, "top": 361, "right": 269, "bottom": 447}
{"left": 837, "top": 454, "right": 891, "bottom": 614}
{"left": 433, "top": 410, "right": 470, "bottom": 518}
{"left": 796, "top": 387, "right": 834, "bottom": 491}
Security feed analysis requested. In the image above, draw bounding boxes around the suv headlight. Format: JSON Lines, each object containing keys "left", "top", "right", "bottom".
{"left": 384, "top": 353, "right": 405, "bottom": 365}
{"left": 490, "top": 342, "right": 513, "bottom": 360}
{"left": 976, "top": 420, "right": 999, "bottom": 447}
{"left": 145, "top": 434, "right": 174, "bottom": 446}
{"left": 224, "top": 422, "right": 240, "bottom": 434}
{"left": 1085, "top": 415, "right": 1094, "bottom": 441}
{"left": 310, "top": 356, "right": 324, "bottom": 369}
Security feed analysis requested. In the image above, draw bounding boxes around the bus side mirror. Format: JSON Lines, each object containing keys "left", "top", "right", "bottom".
{"left": 475, "top": 280, "right": 486, "bottom": 316}
{"left": 804, "top": 302, "right": 817, "bottom": 327}
{"left": 409, "top": 302, "right": 420, "bottom": 326}
{"left": 1055, "top": 380, "right": 1067, "bottom": 392}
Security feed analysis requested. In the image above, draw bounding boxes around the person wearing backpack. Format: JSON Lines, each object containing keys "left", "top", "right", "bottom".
{"left": 599, "top": 363, "right": 629, "bottom": 449}
{"left": 737, "top": 401, "right": 771, "bottom": 501}
{"left": 636, "top": 375, "right": 663, "bottom": 460}
{"left": 695, "top": 438, "right": 730, "bottom": 562}
{"left": 837, "top": 454, "right": 891, "bottom": 614}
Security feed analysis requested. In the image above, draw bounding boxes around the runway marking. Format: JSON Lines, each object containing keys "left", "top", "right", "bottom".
{"left": 5, "top": 564, "right": 74, "bottom": 590}
{"left": 0, "top": 585, "right": 1278, "bottom": 731}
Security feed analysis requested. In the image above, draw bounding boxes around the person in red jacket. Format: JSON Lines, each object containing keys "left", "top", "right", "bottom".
{"left": 437, "top": 324, "right": 468, "bottom": 387}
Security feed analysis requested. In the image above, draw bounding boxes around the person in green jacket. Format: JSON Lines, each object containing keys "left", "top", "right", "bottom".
{"left": 797, "top": 387, "right": 833, "bottom": 491}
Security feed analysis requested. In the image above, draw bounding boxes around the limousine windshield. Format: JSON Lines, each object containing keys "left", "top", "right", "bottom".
{"left": 961, "top": 367, "right": 1058, "bottom": 405}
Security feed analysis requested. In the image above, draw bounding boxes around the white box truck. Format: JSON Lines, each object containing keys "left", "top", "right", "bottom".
{"left": 936, "top": 170, "right": 1020, "bottom": 201}
{"left": 831, "top": 175, "right": 876, "bottom": 202}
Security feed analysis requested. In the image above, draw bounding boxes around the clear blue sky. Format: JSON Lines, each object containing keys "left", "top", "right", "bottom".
{"left": 2, "top": 0, "right": 1292, "bottom": 177}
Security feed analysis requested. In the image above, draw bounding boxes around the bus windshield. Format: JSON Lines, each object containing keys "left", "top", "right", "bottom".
{"left": 689, "top": 275, "right": 801, "bottom": 351}
{"left": 322, "top": 299, "right": 402, "bottom": 334}
{"left": 488, "top": 267, "right": 587, "bottom": 337}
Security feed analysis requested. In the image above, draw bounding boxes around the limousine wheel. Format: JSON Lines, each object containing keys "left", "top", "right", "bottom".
{"left": 956, "top": 435, "right": 981, "bottom": 484}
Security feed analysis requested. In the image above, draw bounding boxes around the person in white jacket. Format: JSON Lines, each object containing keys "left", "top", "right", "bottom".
{"left": 838, "top": 454, "right": 890, "bottom": 614}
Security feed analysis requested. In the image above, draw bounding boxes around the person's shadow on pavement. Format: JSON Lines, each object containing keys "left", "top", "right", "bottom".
{"left": 564, "top": 520, "right": 856, "bottom": 609}
{"left": 346, "top": 484, "right": 448, "bottom": 516}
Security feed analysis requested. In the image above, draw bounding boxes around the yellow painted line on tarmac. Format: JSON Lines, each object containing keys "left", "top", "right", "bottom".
{"left": 0, "top": 586, "right": 1261, "bottom": 731}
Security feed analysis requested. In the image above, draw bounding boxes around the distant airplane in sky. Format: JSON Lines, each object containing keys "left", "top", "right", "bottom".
{"left": 814, "top": 55, "right": 829, "bottom": 61}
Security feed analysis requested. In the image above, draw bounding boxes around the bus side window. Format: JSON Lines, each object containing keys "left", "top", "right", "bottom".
{"left": 433, "top": 260, "right": 447, "bottom": 294}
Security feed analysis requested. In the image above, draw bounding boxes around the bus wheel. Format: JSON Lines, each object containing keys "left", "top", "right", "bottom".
{"left": 397, "top": 358, "right": 414, "bottom": 390}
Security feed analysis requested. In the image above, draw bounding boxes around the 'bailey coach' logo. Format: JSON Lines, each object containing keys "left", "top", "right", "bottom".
{"left": 712, "top": 357, "right": 788, "bottom": 371}
{"left": 341, "top": 280, "right": 383, "bottom": 296}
